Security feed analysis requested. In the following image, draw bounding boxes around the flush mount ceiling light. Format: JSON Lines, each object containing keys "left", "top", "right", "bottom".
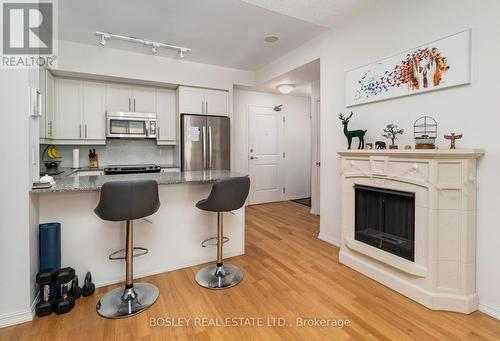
{"left": 276, "top": 84, "right": 295, "bottom": 94}
{"left": 264, "top": 35, "right": 279, "bottom": 43}
{"left": 96, "top": 31, "right": 192, "bottom": 57}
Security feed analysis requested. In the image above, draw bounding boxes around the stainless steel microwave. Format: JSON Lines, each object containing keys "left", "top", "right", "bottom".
{"left": 106, "top": 111, "right": 157, "bottom": 139}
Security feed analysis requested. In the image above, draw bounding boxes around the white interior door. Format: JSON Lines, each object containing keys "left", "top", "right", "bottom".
{"left": 310, "top": 84, "right": 321, "bottom": 215}
{"left": 248, "top": 105, "right": 285, "bottom": 205}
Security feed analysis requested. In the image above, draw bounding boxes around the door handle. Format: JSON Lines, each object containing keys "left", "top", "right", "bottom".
{"left": 202, "top": 126, "right": 207, "bottom": 170}
{"left": 250, "top": 156, "right": 258, "bottom": 160}
{"left": 208, "top": 126, "right": 212, "bottom": 169}
{"left": 316, "top": 162, "right": 321, "bottom": 166}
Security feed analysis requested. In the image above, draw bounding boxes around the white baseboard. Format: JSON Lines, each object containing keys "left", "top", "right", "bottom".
{"left": 0, "top": 309, "right": 33, "bottom": 329}
{"left": 318, "top": 232, "right": 340, "bottom": 247}
{"left": 479, "top": 302, "right": 500, "bottom": 320}
{"left": 0, "top": 291, "right": 39, "bottom": 329}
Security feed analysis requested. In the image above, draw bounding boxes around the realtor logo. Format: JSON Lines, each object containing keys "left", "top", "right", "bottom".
{"left": 1, "top": 0, "right": 57, "bottom": 68}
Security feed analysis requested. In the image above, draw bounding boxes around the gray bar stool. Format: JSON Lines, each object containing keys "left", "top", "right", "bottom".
{"left": 94, "top": 180, "right": 160, "bottom": 318}
{"left": 195, "top": 176, "right": 250, "bottom": 289}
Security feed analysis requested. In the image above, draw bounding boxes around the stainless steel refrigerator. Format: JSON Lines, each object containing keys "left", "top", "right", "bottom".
{"left": 181, "top": 114, "right": 230, "bottom": 171}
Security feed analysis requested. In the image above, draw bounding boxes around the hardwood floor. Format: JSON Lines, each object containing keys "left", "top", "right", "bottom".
{"left": 2, "top": 201, "right": 500, "bottom": 340}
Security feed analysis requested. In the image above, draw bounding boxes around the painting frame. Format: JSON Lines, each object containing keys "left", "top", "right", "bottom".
{"left": 345, "top": 29, "right": 471, "bottom": 107}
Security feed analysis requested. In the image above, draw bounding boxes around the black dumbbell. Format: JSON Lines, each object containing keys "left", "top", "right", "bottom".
{"left": 54, "top": 267, "right": 76, "bottom": 315}
{"left": 68, "top": 275, "right": 81, "bottom": 300}
{"left": 81, "top": 272, "right": 95, "bottom": 297}
{"left": 35, "top": 269, "right": 56, "bottom": 317}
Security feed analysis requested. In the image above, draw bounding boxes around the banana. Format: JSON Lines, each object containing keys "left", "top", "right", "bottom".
{"left": 47, "top": 146, "right": 55, "bottom": 159}
{"left": 47, "top": 145, "right": 61, "bottom": 159}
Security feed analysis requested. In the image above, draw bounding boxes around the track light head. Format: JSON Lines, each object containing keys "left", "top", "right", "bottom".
{"left": 151, "top": 43, "right": 160, "bottom": 55}
{"left": 179, "top": 49, "right": 185, "bottom": 59}
{"left": 99, "top": 34, "right": 110, "bottom": 46}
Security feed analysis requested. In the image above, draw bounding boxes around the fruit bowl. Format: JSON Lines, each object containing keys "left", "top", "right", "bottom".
{"left": 44, "top": 160, "right": 61, "bottom": 170}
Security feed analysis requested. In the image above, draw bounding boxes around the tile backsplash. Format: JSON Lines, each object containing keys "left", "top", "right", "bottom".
{"left": 41, "top": 139, "right": 177, "bottom": 168}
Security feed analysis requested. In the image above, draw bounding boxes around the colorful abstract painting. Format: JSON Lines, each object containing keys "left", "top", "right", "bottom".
{"left": 345, "top": 30, "right": 471, "bottom": 107}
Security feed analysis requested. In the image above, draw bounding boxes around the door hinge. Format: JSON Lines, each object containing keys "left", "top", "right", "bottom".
{"left": 282, "top": 116, "right": 285, "bottom": 123}
{"left": 283, "top": 187, "right": 286, "bottom": 194}
{"left": 282, "top": 152, "right": 286, "bottom": 158}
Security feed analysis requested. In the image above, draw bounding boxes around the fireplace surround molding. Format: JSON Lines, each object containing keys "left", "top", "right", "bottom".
{"left": 337, "top": 149, "right": 484, "bottom": 314}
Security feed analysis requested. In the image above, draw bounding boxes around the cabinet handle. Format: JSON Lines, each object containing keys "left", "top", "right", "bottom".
{"left": 206, "top": 101, "right": 208, "bottom": 114}
{"left": 133, "top": 98, "right": 136, "bottom": 112}
{"left": 157, "top": 126, "right": 160, "bottom": 139}
{"left": 85, "top": 124, "right": 88, "bottom": 138}
{"left": 128, "top": 98, "right": 131, "bottom": 111}
{"left": 201, "top": 100, "right": 204, "bottom": 113}
{"left": 79, "top": 124, "right": 82, "bottom": 138}
{"left": 48, "top": 120, "right": 52, "bottom": 137}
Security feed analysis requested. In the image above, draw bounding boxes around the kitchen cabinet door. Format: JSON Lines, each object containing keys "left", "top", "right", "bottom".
{"left": 205, "top": 89, "right": 228, "bottom": 116}
{"left": 45, "top": 71, "right": 55, "bottom": 138}
{"left": 83, "top": 81, "right": 106, "bottom": 140}
{"left": 54, "top": 78, "right": 83, "bottom": 139}
{"left": 132, "top": 86, "right": 156, "bottom": 113}
{"left": 178, "top": 86, "right": 205, "bottom": 114}
{"left": 156, "top": 88, "right": 176, "bottom": 144}
{"left": 106, "top": 83, "right": 132, "bottom": 112}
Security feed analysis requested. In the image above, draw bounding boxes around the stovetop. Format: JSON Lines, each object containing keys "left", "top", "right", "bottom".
{"left": 104, "top": 164, "right": 161, "bottom": 175}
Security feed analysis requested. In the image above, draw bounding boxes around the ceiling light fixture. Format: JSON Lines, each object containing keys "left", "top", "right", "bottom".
{"left": 96, "top": 31, "right": 192, "bottom": 57}
{"left": 276, "top": 84, "right": 295, "bottom": 94}
{"left": 100, "top": 33, "right": 110, "bottom": 46}
{"left": 264, "top": 36, "right": 279, "bottom": 43}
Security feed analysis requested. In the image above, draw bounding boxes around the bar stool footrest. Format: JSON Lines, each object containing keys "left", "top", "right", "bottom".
{"left": 201, "top": 236, "right": 229, "bottom": 248}
{"left": 108, "top": 247, "right": 148, "bottom": 260}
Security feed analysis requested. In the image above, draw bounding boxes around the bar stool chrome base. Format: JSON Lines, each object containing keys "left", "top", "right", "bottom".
{"left": 195, "top": 264, "right": 243, "bottom": 290}
{"left": 96, "top": 283, "right": 159, "bottom": 319}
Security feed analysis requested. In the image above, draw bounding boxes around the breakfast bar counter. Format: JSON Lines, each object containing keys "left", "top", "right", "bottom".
{"left": 33, "top": 170, "right": 247, "bottom": 288}
{"left": 31, "top": 170, "right": 243, "bottom": 193}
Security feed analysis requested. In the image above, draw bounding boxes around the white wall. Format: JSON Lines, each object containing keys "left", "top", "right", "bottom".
{"left": 233, "top": 89, "right": 311, "bottom": 200}
{"left": 0, "top": 69, "right": 40, "bottom": 327}
{"left": 257, "top": 0, "right": 500, "bottom": 319}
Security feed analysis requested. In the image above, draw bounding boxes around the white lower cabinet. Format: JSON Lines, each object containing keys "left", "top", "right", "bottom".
{"left": 156, "top": 88, "right": 177, "bottom": 144}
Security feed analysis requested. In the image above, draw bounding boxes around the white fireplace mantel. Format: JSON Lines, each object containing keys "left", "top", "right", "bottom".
{"left": 337, "top": 149, "right": 484, "bottom": 314}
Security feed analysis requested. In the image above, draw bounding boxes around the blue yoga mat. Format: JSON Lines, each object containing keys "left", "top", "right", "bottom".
{"left": 39, "top": 222, "right": 61, "bottom": 298}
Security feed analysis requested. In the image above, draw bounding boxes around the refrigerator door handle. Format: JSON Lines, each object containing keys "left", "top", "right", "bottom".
{"left": 202, "top": 126, "right": 207, "bottom": 170}
{"left": 208, "top": 126, "right": 213, "bottom": 170}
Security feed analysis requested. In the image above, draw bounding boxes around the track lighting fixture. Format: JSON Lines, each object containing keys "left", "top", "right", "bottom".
{"left": 96, "top": 31, "right": 191, "bottom": 57}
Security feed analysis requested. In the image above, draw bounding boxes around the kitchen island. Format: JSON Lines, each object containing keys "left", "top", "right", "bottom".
{"left": 32, "top": 170, "right": 247, "bottom": 287}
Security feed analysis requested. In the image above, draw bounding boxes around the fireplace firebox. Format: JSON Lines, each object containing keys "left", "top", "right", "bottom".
{"left": 354, "top": 185, "right": 415, "bottom": 261}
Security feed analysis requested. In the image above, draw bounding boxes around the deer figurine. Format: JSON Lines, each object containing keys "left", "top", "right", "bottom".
{"left": 339, "top": 112, "right": 367, "bottom": 149}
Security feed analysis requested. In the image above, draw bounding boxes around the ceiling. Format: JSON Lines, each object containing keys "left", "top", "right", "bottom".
{"left": 237, "top": 59, "right": 319, "bottom": 97}
{"left": 240, "top": 0, "right": 374, "bottom": 28}
{"left": 58, "top": 0, "right": 328, "bottom": 71}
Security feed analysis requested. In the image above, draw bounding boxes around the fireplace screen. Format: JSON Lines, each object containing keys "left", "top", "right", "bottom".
{"left": 354, "top": 185, "right": 415, "bottom": 261}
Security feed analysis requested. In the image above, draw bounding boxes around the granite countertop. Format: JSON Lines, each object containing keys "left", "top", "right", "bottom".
{"left": 32, "top": 170, "right": 246, "bottom": 193}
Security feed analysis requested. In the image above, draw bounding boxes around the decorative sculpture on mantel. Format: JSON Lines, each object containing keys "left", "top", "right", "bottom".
{"left": 444, "top": 133, "right": 463, "bottom": 149}
{"left": 339, "top": 112, "right": 367, "bottom": 149}
{"left": 382, "top": 123, "right": 404, "bottom": 149}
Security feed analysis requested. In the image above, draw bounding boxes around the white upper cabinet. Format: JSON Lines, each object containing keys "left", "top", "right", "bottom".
{"left": 178, "top": 86, "right": 228, "bottom": 116}
{"left": 156, "top": 88, "right": 176, "bottom": 144}
{"left": 45, "top": 71, "right": 55, "bottom": 138}
{"left": 83, "top": 81, "right": 106, "bottom": 140}
{"left": 105, "top": 83, "right": 132, "bottom": 112}
{"left": 55, "top": 78, "right": 83, "bottom": 139}
{"left": 178, "top": 86, "right": 205, "bottom": 114}
{"left": 39, "top": 68, "right": 55, "bottom": 140}
{"left": 131, "top": 86, "right": 156, "bottom": 113}
{"left": 205, "top": 89, "right": 228, "bottom": 115}
{"left": 105, "top": 83, "right": 156, "bottom": 113}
